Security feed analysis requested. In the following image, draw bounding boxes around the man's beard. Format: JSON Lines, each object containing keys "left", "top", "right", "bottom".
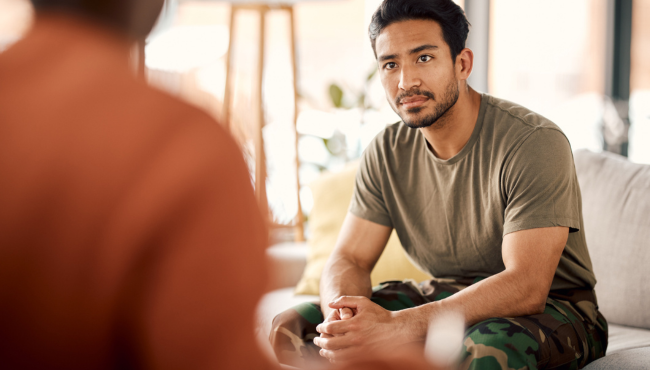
{"left": 395, "top": 79, "right": 460, "bottom": 129}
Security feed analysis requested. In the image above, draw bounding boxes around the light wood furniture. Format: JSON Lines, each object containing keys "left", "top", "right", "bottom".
{"left": 222, "top": 3, "right": 305, "bottom": 242}
{"left": 134, "top": 1, "right": 306, "bottom": 242}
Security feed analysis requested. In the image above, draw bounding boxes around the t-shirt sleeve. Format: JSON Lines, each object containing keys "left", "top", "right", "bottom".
{"left": 349, "top": 134, "right": 393, "bottom": 227}
{"left": 502, "top": 128, "right": 581, "bottom": 236}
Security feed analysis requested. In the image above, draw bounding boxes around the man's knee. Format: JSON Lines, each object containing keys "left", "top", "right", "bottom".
{"left": 460, "top": 318, "right": 539, "bottom": 370}
{"left": 269, "top": 303, "right": 323, "bottom": 365}
{"left": 270, "top": 302, "right": 322, "bottom": 342}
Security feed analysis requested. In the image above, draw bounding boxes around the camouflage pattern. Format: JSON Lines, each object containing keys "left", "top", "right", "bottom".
{"left": 270, "top": 278, "right": 608, "bottom": 369}
{"left": 270, "top": 301, "right": 329, "bottom": 368}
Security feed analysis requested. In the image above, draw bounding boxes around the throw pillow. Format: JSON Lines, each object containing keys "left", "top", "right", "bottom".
{"left": 294, "top": 161, "right": 432, "bottom": 295}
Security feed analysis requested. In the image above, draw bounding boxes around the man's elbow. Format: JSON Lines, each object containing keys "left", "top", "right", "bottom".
{"left": 523, "top": 288, "right": 548, "bottom": 315}
{"left": 326, "top": 250, "right": 372, "bottom": 275}
{"left": 526, "top": 298, "right": 547, "bottom": 315}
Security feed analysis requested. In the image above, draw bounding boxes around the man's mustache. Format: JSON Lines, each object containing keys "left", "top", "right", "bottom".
{"left": 395, "top": 88, "right": 435, "bottom": 106}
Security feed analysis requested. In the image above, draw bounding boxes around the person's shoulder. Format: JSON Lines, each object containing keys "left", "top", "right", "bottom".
{"left": 377, "top": 120, "right": 402, "bottom": 144}
{"left": 484, "top": 94, "right": 561, "bottom": 132}
{"left": 90, "top": 75, "right": 244, "bottom": 189}
{"left": 367, "top": 120, "right": 418, "bottom": 152}
{"left": 124, "top": 79, "right": 236, "bottom": 153}
{"left": 482, "top": 94, "right": 570, "bottom": 149}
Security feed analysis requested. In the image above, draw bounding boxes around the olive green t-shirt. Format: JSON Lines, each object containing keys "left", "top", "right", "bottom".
{"left": 350, "top": 93, "right": 596, "bottom": 290}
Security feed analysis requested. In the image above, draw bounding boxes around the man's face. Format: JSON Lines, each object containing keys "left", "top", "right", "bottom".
{"left": 375, "top": 19, "right": 459, "bottom": 129}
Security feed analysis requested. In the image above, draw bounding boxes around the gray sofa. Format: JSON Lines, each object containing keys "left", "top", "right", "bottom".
{"left": 576, "top": 149, "right": 650, "bottom": 369}
{"left": 257, "top": 149, "right": 650, "bottom": 369}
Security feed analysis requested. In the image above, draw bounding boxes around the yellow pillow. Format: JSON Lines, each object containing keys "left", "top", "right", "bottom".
{"left": 294, "top": 161, "right": 432, "bottom": 295}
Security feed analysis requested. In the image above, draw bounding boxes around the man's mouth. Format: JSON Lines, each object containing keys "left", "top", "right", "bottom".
{"left": 399, "top": 95, "right": 429, "bottom": 109}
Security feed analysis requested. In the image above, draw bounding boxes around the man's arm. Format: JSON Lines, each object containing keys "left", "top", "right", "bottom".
{"left": 320, "top": 212, "right": 392, "bottom": 319}
{"left": 398, "top": 226, "right": 568, "bottom": 335}
{"left": 315, "top": 226, "right": 567, "bottom": 361}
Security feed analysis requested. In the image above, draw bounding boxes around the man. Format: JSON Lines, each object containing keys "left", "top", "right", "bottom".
{"left": 271, "top": 0, "right": 608, "bottom": 369}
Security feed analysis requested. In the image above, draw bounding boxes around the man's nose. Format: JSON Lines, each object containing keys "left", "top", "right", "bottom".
{"left": 398, "top": 66, "right": 421, "bottom": 91}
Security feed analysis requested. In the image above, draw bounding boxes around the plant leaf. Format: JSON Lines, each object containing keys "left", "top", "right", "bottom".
{"left": 329, "top": 84, "right": 344, "bottom": 108}
{"left": 357, "top": 94, "right": 365, "bottom": 108}
{"left": 367, "top": 68, "right": 377, "bottom": 81}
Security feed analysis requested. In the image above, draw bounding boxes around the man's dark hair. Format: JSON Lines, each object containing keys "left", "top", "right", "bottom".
{"left": 29, "top": 0, "right": 164, "bottom": 38}
{"left": 369, "top": 0, "right": 470, "bottom": 61}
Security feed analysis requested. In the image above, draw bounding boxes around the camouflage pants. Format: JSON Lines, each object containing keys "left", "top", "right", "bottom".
{"left": 270, "top": 278, "right": 608, "bottom": 370}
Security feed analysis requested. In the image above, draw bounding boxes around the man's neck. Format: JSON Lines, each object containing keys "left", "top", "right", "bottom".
{"left": 419, "top": 86, "right": 482, "bottom": 160}
{"left": 28, "top": 12, "right": 133, "bottom": 66}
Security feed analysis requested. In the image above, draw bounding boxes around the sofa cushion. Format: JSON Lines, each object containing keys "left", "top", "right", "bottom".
{"left": 583, "top": 347, "right": 650, "bottom": 369}
{"left": 574, "top": 150, "right": 650, "bottom": 329}
{"left": 294, "top": 161, "right": 432, "bottom": 295}
{"left": 607, "top": 324, "right": 650, "bottom": 354}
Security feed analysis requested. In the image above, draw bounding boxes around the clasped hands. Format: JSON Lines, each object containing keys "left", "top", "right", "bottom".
{"left": 313, "top": 296, "right": 406, "bottom": 363}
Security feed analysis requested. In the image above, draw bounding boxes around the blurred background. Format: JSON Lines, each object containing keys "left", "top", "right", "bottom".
{"left": 1, "top": 0, "right": 648, "bottom": 244}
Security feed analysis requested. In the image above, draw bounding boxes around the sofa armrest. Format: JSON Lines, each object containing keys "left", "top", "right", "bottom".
{"left": 266, "top": 242, "right": 308, "bottom": 291}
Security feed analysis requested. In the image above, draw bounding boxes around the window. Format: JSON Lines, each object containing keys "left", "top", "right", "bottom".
{"left": 489, "top": 0, "right": 608, "bottom": 152}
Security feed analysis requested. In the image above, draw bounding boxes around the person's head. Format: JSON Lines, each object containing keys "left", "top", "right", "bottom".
{"left": 29, "top": 0, "right": 165, "bottom": 39}
{"left": 369, "top": 0, "right": 469, "bottom": 62}
{"left": 369, "top": 0, "right": 472, "bottom": 129}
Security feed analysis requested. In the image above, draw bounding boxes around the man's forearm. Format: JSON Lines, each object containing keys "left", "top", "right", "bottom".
{"left": 320, "top": 254, "right": 373, "bottom": 318}
{"left": 397, "top": 269, "right": 548, "bottom": 342}
{"left": 394, "top": 227, "right": 565, "bottom": 343}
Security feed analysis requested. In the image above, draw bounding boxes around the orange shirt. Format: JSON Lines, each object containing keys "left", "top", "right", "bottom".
{"left": 0, "top": 12, "right": 437, "bottom": 370}
{"left": 0, "top": 13, "right": 270, "bottom": 370}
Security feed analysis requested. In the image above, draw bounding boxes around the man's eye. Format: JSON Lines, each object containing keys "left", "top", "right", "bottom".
{"left": 418, "top": 55, "right": 432, "bottom": 62}
{"left": 384, "top": 62, "right": 397, "bottom": 70}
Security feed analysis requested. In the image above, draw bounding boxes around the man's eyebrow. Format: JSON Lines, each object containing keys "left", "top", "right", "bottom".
{"left": 409, "top": 44, "right": 438, "bottom": 54}
{"left": 378, "top": 45, "right": 439, "bottom": 62}
{"left": 378, "top": 53, "right": 398, "bottom": 62}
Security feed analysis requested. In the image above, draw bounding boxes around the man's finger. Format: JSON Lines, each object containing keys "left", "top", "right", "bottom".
{"left": 319, "top": 347, "right": 357, "bottom": 363}
{"left": 316, "top": 319, "right": 352, "bottom": 335}
{"left": 313, "top": 334, "right": 354, "bottom": 350}
{"left": 339, "top": 307, "right": 354, "bottom": 319}
{"left": 323, "top": 308, "right": 341, "bottom": 323}
{"left": 329, "top": 295, "right": 368, "bottom": 310}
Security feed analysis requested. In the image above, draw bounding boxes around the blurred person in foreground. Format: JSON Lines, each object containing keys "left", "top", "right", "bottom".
{"left": 271, "top": 0, "right": 608, "bottom": 369}
{"left": 0, "top": 0, "right": 271, "bottom": 368}
{"left": 0, "top": 1, "right": 437, "bottom": 369}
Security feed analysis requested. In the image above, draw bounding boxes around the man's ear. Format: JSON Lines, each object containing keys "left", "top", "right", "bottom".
{"left": 456, "top": 48, "right": 474, "bottom": 81}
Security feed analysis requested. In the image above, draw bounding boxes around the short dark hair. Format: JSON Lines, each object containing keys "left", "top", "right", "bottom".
{"left": 369, "top": 0, "right": 470, "bottom": 61}
{"left": 29, "top": 0, "right": 164, "bottom": 38}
